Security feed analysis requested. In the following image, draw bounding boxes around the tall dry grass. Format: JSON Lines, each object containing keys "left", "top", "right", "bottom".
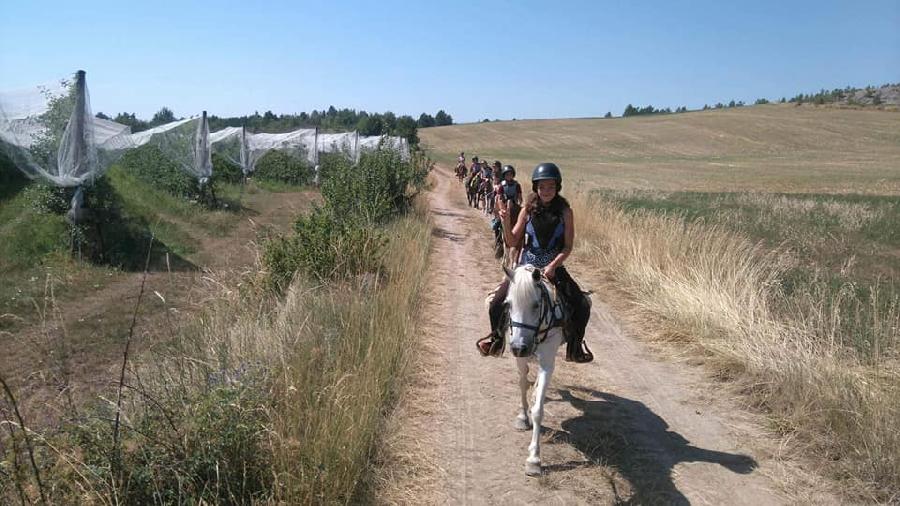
{"left": 0, "top": 204, "right": 431, "bottom": 504}
{"left": 569, "top": 192, "right": 900, "bottom": 501}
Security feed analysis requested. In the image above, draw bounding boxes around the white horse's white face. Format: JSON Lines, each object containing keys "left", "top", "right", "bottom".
{"left": 505, "top": 266, "right": 552, "bottom": 358}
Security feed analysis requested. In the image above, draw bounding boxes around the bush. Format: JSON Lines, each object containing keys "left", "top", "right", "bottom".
{"left": 119, "top": 144, "right": 199, "bottom": 199}
{"left": 253, "top": 149, "right": 311, "bottom": 186}
{"left": 212, "top": 152, "right": 244, "bottom": 184}
{"left": 263, "top": 146, "right": 431, "bottom": 288}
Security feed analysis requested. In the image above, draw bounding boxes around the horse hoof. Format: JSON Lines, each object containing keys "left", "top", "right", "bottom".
{"left": 525, "top": 461, "right": 542, "bottom": 477}
{"left": 514, "top": 416, "right": 531, "bottom": 431}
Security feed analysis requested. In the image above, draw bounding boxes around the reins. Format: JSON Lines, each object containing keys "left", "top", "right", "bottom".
{"left": 508, "top": 274, "right": 561, "bottom": 349}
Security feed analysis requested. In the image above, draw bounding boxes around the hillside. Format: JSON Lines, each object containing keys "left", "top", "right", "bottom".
{"left": 422, "top": 104, "right": 900, "bottom": 195}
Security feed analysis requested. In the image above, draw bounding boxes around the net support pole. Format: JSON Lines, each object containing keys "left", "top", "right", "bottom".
{"left": 72, "top": 70, "right": 88, "bottom": 185}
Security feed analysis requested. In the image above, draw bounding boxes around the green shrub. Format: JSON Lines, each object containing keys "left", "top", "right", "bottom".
{"left": 263, "top": 147, "right": 430, "bottom": 287}
{"left": 118, "top": 144, "right": 199, "bottom": 198}
{"left": 253, "top": 149, "right": 311, "bottom": 186}
{"left": 51, "top": 380, "right": 272, "bottom": 504}
{"left": 212, "top": 153, "right": 244, "bottom": 184}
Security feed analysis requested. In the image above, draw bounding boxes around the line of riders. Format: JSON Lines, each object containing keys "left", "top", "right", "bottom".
{"left": 455, "top": 152, "right": 594, "bottom": 364}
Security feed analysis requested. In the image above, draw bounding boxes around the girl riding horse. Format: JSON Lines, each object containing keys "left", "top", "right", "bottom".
{"left": 478, "top": 162, "right": 593, "bottom": 363}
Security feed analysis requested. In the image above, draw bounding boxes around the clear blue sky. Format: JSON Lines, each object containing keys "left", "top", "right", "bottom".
{"left": 2, "top": 0, "right": 897, "bottom": 123}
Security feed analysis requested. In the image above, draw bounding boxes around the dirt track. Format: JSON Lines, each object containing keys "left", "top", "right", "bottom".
{"left": 381, "top": 165, "right": 838, "bottom": 505}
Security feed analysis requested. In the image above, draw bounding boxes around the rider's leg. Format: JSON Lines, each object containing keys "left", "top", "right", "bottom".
{"left": 553, "top": 267, "right": 593, "bottom": 362}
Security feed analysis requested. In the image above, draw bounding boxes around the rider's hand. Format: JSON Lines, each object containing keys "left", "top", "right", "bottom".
{"left": 543, "top": 264, "right": 557, "bottom": 280}
{"left": 497, "top": 197, "right": 508, "bottom": 221}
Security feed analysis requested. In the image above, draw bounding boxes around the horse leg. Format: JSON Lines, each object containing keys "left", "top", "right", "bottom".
{"left": 514, "top": 357, "right": 531, "bottom": 431}
{"left": 525, "top": 335, "right": 559, "bottom": 477}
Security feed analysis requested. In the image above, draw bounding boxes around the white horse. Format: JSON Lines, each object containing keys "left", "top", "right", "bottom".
{"left": 503, "top": 264, "right": 565, "bottom": 476}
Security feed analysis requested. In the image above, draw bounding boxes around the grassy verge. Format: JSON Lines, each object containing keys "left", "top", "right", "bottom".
{"left": 570, "top": 190, "right": 900, "bottom": 501}
{"left": 1, "top": 149, "right": 434, "bottom": 504}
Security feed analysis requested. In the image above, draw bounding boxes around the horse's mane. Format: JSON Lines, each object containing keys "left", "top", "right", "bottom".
{"left": 508, "top": 266, "right": 543, "bottom": 308}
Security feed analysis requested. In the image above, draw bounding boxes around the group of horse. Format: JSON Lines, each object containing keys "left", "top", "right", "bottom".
{"left": 456, "top": 161, "right": 495, "bottom": 214}
{"left": 453, "top": 158, "right": 581, "bottom": 477}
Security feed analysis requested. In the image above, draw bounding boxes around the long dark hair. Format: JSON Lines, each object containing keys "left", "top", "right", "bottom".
{"left": 524, "top": 191, "right": 570, "bottom": 217}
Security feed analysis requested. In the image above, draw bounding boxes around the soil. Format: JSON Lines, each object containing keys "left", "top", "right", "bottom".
{"left": 378, "top": 165, "right": 840, "bottom": 505}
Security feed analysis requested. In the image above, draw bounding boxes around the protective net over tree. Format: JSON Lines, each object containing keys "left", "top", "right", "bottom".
{"left": 128, "top": 112, "right": 213, "bottom": 183}
{"left": 0, "top": 70, "right": 132, "bottom": 187}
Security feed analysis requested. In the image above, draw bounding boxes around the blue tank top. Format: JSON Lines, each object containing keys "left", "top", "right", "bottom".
{"left": 520, "top": 209, "right": 565, "bottom": 268}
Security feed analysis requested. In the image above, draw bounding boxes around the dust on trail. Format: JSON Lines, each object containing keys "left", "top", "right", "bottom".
{"left": 380, "top": 165, "right": 838, "bottom": 505}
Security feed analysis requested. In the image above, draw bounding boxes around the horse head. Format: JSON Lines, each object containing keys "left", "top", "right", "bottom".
{"left": 504, "top": 265, "right": 556, "bottom": 358}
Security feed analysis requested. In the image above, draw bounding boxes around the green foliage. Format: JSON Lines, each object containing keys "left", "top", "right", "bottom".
{"left": 206, "top": 107, "right": 427, "bottom": 147}
{"left": 119, "top": 144, "right": 198, "bottom": 198}
{"left": 253, "top": 149, "right": 311, "bottom": 186}
{"left": 434, "top": 109, "right": 453, "bottom": 126}
{"left": 52, "top": 380, "right": 272, "bottom": 504}
{"left": 264, "top": 147, "right": 431, "bottom": 287}
{"left": 113, "top": 112, "right": 150, "bottom": 132}
{"left": 417, "top": 112, "right": 436, "bottom": 128}
{"left": 212, "top": 153, "right": 244, "bottom": 184}
{"left": 150, "top": 106, "right": 176, "bottom": 126}
{"left": 0, "top": 153, "right": 28, "bottom": 202}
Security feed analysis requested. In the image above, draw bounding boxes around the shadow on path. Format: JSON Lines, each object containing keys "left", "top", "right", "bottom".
{"left": 547, "top": 387, "right": 757, "bottom": 505}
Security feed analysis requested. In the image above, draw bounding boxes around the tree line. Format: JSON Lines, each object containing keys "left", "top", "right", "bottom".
{"left": 96, "top": 106, "right": 456, "bottom": 146}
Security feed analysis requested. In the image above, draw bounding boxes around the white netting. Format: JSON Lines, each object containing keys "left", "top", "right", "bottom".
{"left": 357, "top": 134, "right": 410, "bottom": 161}
{"left": 208, "top": 126, "right": 248, "bottom": 175}
{"left": 127, "top": 114, "right": 212, "bottom": 181}
{"left": 245, "top": 128, "right": 316, "bottom": 171}
{"left": 0, "top": 71, "right": 132, "bottom": 187}
{"left": 315, "top": 131, "right": 358, "bottom": 162}
{"left": 1, "top": 71, "right": 413, "bottom": 189}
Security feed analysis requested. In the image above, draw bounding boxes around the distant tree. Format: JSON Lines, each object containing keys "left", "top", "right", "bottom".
{"left": 382, "top": 111, "right": 397, "bottom": 132}
{"left": 326, "top": 105, "right": 338, "bottom": 118}
{"left": 754, "top": 98, "right": 769, "bottom": 105}
{"left": 151, "top": 106, "right": 176, "bottom": 126}
{"left": 623, "top": 104, "right": 636, "bottom": 116}
{"left": 417, "top": 113, "right": 436, "bottom": 128}
{"left": 481, "top": 118, "right": 491, "bottom": 123}
{"left": 394, "top": 115, "right": 419, "bottom": 145}
{"left": 262, "top": 110, "right": 278, "bottom": 122}
{"left": 604, "top": 111, "right": 612, "bottom": 118}
{"left": 714, "top": 103, "right": 724, "bottom": 109}
{"left": 728, "top": 100, "right": 736, "bottom": 108}
{"left": 873, "top": 93, "right": 883, "bottom": 106}
{"left": 434, "top": 110, "right": 453, "bottom": 126}
{"left": 114, "top": 112, "right": 149, "bottom": 132}
{"left": 779, "top": 97, "right": 786, "bottom": 103}
{"left": 703, "top": 104, "right": 710, "bottom": 110}
{"left": 95, "top": 112, "right": 110, "bottom": 120}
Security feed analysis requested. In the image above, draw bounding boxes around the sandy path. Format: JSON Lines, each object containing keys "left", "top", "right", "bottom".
{"left": 382, "top": 165, "right": 837, "bottom": 505}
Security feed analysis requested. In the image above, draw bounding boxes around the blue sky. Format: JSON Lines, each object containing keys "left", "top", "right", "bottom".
{"left": 1, "top": 0, "right": 897, "bottom": 123}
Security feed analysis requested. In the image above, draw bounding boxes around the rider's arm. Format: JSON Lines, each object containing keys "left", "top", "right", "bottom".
{"left": 502, "top": 201, "right": 528, "bottom": 248}
{"left": 544, "top": 207, "right": 574, "bottom": 278}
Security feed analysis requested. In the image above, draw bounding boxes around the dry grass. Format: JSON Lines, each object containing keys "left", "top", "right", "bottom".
{"left": 421, "top": 105, "right": 900, "bottom": 195}
{"left": 0, "top": 204, "right": 432, "bottom": 504}
{"left": 569, "top": 191, "right": 900, "bottom": 502}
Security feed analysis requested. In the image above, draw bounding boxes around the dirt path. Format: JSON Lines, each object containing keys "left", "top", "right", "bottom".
{"left": 382, "top": 165, "right": 837, "bottom": 505}
{"left": 0, "top": 186, "right": 315, "bottom": 424}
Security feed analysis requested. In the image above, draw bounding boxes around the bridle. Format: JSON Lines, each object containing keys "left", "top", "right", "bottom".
{"left": 508, "top": 272, "right": 561, "bottom": 351}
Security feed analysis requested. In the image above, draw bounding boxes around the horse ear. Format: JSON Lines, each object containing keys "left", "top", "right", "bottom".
{"left": 531, "top": 268, "right": 541, "bottom": 282}
{"left": 503, "top": 265, "right": 514, "bottom": 280}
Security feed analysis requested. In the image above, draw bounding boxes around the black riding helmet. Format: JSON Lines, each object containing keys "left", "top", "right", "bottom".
{"left": 501, "top": 164, "right": 516, "bottom": 177}
{"left": 531, "top": 162, "right": 562, "bottom": 192}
